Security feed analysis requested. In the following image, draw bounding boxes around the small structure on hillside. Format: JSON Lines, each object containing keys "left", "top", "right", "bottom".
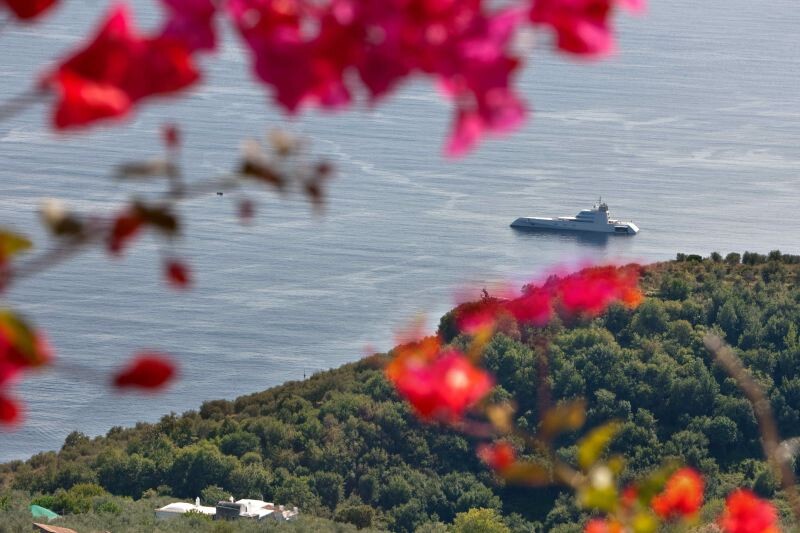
{"left": 155, "top": 500, "right": 216, "bottom": 520}
{"left": 156, "top": 497, "right": 298, "bottom": 522}
{"left": 215, "top": 499, "right": 299, "bottom": 521}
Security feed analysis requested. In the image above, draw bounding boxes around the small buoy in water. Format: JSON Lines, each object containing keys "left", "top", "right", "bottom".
{"left": 216, "top": 192, "right": 223, "bottom": 196}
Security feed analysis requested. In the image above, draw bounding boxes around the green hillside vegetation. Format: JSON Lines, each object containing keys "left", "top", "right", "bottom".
{"left": 2, "top": 251, "right": 800, "bottom": 532}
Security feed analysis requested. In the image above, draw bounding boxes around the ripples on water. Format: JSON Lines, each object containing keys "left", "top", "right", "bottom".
{"left": 1, "top": 0, "right": 799, "bottom": 461}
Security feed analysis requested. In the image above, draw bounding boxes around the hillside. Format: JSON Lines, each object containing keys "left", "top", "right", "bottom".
{"left": 2, "top": 251, "right": 800, "bottom": 532}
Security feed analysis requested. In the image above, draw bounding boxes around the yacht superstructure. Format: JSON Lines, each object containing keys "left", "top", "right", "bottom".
{"left": 511, "top": 200, "right": 639, "bottom": 235}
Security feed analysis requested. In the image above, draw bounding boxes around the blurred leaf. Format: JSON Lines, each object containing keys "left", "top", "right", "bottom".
{"left": 486, "top": 403, "right": 515, "bottom": 434}
{"left": 579, "top": 485, "right": 618, "bottom": 513}
{"left": 541, "top": 399, "right": 586, "bottom": 439}
{"left": 268, "top": 130, "right": 298, "bottom": 157}
{"left": 51, "top": 216, "right": 84, "bottom": 238}
{"left": 134, "top": 203, "right": 179, "bottom": 235}
{"left": 631, "top": 511, "right": 659, "bottom": 533}
{"left": 239, "top": 160, "right": 286, "bottom": 190}
{"left": 0, "top": 310, "right": 48, "bottom": 367}
{"left": 0, "top": 229, "right": 32, "bottom": 259}
{"left": 40, "top": 200, "right": 84, "bottom": 239}
{"left": 501, "top": 461, "right": 551, "bottom": 485}
{"left": 578, "top": 422, "right": 622, "bottom": 471}
{"left": 116, "top": 159, "right": 175, "bottom": 179}
{"left": 607, "top": 455, "right": 626, "bottom": 476}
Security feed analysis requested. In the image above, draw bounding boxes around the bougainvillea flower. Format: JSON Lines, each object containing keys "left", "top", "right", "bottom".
{"left": 530, "top": 0, "right": 644, "bottom": 57}
{"left": 227, "top": 0, "right": 353, "bottom": 112}
{"left": 386, "top": 335, "right": 441, "bottom": 382}
{"left": 164, "top": 259, "right": 191, "bottom": 289}
{"left": 107, "top": 210, "right": 144, "bottom": 255}
{"left": 584, "top": 518, "right": 623, "bottom": 533}
{"left": 554, "top": 265, "right": 642, "bottom": 316}
{"left": 441, "top": 7, "right": 527, "bottom": 156}
{"left": 113, "top": 352, "right": 176, "bottom": 390}
{"left": 227, "top": 0, "right": 528, "bottom": 156}
{"left": 390, "top": 349, "right": 493, "bottom": 421}
{"left": 159, "top": 0, "right": 218, "bottom": 52}
{"left": 477, "top": 441, "right": 516, "bottom": 472}
{"left": 0, "top": 393, "right": 21, "bottom": 425}
{"left": 456, "top": 298, "right": 506, "bottom": 335}
{"left": 651, "top": 467, "right": 704, "bottom": 519}
{"left": 2, "top": 0, "right": 58, "bottom": 20}
{"left": 719, "top": 489, "right": 779, "bottom": 533}
{"left": 49, "top": 5, "right": 200, "bottom": 129}
{"left": 504, "top": 288, "right": 553, "bottom": 325}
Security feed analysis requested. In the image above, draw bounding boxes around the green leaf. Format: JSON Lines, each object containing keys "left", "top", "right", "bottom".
{"left": 631, "top": 511, "right": 659, "bottom": 533}
{"left": 501, "top": 461, "right": 551, "bottom": 486}
{"left": 0, "top": 228, "right": 32, "bottom": 259}
{"left": 577, "top": 422, "right": 622, "bottom": 471}
{"left": 0, "top": 310, "right": 42, "bottom": 365}
{"left": 579, "top": 485, "right": 618, "bottom": 513}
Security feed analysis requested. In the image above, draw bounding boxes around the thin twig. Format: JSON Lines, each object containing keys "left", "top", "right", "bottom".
{"left": 704, "top": 333, "right": 800, "bottom": 522}
{"left": 3, "top": 173, "right": 242, "bottom": 289}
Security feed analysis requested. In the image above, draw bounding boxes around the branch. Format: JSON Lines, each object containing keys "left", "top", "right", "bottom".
{"left": 704, "top": 333, "right": 800, "bottom": 521}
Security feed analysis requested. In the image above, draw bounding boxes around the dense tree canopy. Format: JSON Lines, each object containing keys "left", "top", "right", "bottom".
{"left": 2, "top": 252, "right": 800, "bottom": 531}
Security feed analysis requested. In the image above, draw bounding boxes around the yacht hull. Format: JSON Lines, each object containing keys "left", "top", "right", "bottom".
{"left": 511, "top": 217, "right": 639, "bottom": 235}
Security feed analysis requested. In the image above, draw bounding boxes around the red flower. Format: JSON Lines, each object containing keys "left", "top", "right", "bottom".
{"left": 504, "top": 288, "right": 553, "bottom": 325}
{"left": 453, "top": 264, "right": 640, "bottom": 334}
{"left": 390, "top": 349, "right": 493, "bottom": 422}
{"left": 113, "top": 352, "right": 176, "bottom": 390}
{"left": 2, "top": 0, "right": 58, "bottom": 20}
{"left": 456, "top": 299, "right": 505, "bottom": 335}
{"left": 584, "top": 518, "right": 623, "bottom": 533}
{"left": 554, "top": 265, "right": 642, "bottom": 316}
{"left": 651, "top": 467, "right": 704, "bottom": 519}
{"left": 477, "top": 441, "right": 516, "bottom": 471}
{"left": 49, "top": 5, "right": 200, "bottom": 129}
{"left": 530, "top": 0, "right": 643, "bottom": 57}
{"left": 108, "top": 210, "right": 144, "bottom": 255}
{"left": 719, "top": 489, "right": 780, "bottom": 533}
{"left": 164, "top": 259, "right": 191, "bottom": 289}
{"left": 228, "top": 0, "right": 528, "bottom": 156}
{"left": 159, "top": 0, "right": 218, "bottom": 52}
{"left": 0, "top": 393, "right": 21, "bottom": 425}
{"left": 386, "top": 335, "right": 441, "bottom": 383}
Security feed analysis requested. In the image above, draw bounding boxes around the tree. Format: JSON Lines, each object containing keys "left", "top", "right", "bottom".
{"left": 219, "top": 432, "right": 261, "bottom": 458}
{"left": 452, "top": 508, "right": 510, "bottom": 533}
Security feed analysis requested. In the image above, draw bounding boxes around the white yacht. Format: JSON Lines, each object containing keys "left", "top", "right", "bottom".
{"left": 511, "top": 200, "right": 639, "bottom": 235}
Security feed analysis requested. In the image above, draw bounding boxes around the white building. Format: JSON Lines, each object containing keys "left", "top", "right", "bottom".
{"left": 235, "top": 499, "right": 299, "bottom": 521}
{"left": 155, "top": 497, "right": 298, "bottom": 521}
{"left": 155, "top": 499, "right": 216, "bottom": 520}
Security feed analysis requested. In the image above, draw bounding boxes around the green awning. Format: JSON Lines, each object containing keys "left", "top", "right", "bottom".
{"left": 30, "top": 504, "right": 59, "bottom": 520}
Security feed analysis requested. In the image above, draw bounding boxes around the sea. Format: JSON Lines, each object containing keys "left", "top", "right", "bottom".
{"left": 1, "top": 0, "right": 799, "bottom": 462}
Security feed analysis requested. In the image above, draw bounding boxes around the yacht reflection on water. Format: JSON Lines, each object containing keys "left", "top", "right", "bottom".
{"left": 511, "top": 226, "right": 611, "bottom": 247}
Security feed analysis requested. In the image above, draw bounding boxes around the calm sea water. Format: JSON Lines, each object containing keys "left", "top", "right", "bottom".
{"left": 1, "top": 0, "right": 798, "bottom": 462}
